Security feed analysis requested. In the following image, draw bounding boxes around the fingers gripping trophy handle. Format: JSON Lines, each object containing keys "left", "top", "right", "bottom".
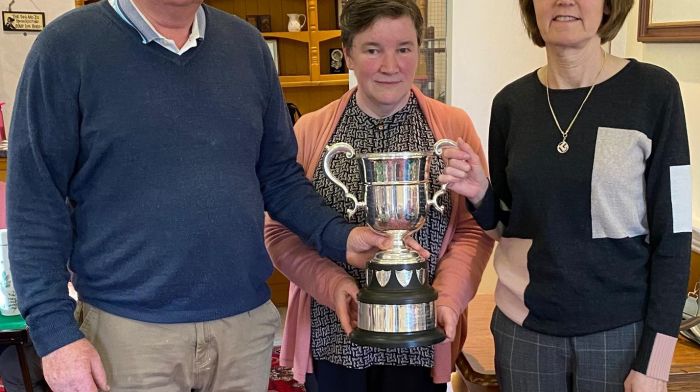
{"left": 323, "top": 143, "right": 366, "bottom": 218}
{"left": 428, "top": 139, "right": 458, "bottom": 214}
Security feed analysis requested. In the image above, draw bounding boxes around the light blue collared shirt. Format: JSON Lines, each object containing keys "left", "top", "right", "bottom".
{"left": 109, "top": 0, "right": 206, "bottom": 55}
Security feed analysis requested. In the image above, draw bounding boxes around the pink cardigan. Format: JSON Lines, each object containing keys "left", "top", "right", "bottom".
{"left": 264, "top": 87, "right": 494, "bottom": 383}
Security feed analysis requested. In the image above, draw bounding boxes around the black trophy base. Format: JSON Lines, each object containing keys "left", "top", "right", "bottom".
{"left": 350, "top": 327, "right": 446, "bottom": 348}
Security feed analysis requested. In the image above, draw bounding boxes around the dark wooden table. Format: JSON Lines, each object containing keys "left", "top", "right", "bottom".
{"left": 454, "top": 294, "right": 700, "bottom": 392}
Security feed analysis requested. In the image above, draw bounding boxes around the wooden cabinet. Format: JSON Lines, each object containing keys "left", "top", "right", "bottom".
{"left": 204, "top": 0, "right": 349, "bottom": 116}
{"left": 0, "top": 156, "right": 6, "bottom": 182}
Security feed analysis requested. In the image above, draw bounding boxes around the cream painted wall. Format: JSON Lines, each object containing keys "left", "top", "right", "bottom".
{"left": 619, "top": 1, "right": 700, "bottom": 236}
{"left": 448, "top": 1, "right": 545, "bottom": 146}
{"left": 0, "top": 1, "right": 74, "bottom": 132}
{"left": 448, "top": 1, "right": 544, "bottom": 294}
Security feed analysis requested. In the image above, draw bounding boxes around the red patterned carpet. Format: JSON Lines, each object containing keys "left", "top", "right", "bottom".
{"left": 269, "top": 346, "right": 306, "bottom": 392}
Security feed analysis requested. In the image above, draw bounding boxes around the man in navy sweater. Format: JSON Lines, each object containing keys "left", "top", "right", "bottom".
{"left": 6, "top": 1, "right": 405, "bottom": 391}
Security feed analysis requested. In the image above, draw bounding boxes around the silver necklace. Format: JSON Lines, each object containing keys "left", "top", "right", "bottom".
{"left": 545, "top": 52, "right": 606, "bottom": 154}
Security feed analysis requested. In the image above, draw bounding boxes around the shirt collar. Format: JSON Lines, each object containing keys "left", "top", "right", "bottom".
{"left": 109, "top": 0, "right": 206, "bottom": 49}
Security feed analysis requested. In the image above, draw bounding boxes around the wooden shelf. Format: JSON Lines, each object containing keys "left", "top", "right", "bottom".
{"left": 279, "top": 73, "right": 348, "bottom": 88}
{"left": 262, "top": 31, "right": 309, "bottom": 43}
{"left": 261, "top": 30, "right": 340, "bottom": 43}
{"left": 316, "top": 30, "right": 341, "bottom": 42}
{"left": 278, "top": 75, "right": 311, "bottom": 85}
{"left": 262, "top": 30, "right": 339, "bottom": 43}
{"left": 281, "top": 80, "right": 348, "bottom": 88}
{"left": 318, "top": 73, "right": 348, "bottom": 84}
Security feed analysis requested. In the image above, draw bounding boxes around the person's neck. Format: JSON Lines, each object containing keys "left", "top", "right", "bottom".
{"left": 544, "top": 41, "right": 605, "bottom": 89}
{"left": 355, "top": 91, "right": 410, "bottom": 119}
{"left": 131, "top": 0, "right": 199, "bottom": 48}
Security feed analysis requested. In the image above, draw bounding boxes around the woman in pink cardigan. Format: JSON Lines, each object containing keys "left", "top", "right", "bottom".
{"left": 264, "top": 1, "right": 494, "bottom": 391}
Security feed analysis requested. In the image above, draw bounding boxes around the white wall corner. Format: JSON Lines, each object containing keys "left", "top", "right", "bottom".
{"left": 445, "top": 0, "right": 453, "bottom": 105}
{"left": 609, "top": 15, "right": 629, "bottom": 57}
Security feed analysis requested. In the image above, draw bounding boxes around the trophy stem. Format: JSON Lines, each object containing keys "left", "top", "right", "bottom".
{"left": 390, "top": 231, "right": 406, "bottom": 252}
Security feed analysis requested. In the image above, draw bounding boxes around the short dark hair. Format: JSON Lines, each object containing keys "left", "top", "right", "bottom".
{"left": 518, "top": 0, "right": 633, "bottom": 47}
{"left": 340, "top": 0, "right": 424, "bottom": 48}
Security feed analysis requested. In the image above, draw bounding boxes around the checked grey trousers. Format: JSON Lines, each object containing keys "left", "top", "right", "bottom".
{"left": 491, "top": 307, "right": 643, "bottom": 392}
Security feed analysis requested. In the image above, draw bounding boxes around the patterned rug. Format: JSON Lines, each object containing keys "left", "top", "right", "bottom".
{"left": 268, "top": 346, "right": 305, "bottom": 392}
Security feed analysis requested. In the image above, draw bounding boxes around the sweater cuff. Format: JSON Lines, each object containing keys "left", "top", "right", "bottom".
{"left": 466, "top": 185, "right": 499, "bottom": 230}
{"left": 27, "top": 310, "right": 84, "bottom": 357}
{"left": 319, "top": 218, "right": 354, "bottom": 264}
{"left": 435, "top": 296, "right": 460, "bottom": 317}
{"left": 323, "top": 275, "right": 357, "bottom": 311}
{"left": 632, "top": 326, "right": 677, "bottom": 382}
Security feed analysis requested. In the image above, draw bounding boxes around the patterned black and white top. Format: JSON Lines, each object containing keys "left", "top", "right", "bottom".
{"left": 309, "top": 92, "right": 452, "bottom": 369}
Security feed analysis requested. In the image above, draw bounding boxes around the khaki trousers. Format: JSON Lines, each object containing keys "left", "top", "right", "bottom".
{"left": 77, "top": 300, "right": 280, "bottom": 392}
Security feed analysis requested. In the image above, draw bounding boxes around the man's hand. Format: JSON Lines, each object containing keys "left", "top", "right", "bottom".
{"left": 43, "top": 338, "right": 110, "bottom": 392}
{"left": 334, "top": 277, "right": 360, "bottom": 334}
{"left": 624, "top": 370, "right": 667, "bottom": 392}
{"left": 436, "top": 305, "right": 458, "bottom": 342}
{"left": 346, "top": 227, "right": 430, "bottom": 269}
{"left": 346, "top": 227, "right": 390, "bottom": 268}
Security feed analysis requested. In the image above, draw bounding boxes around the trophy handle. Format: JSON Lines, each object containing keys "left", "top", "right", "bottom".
{"left": 428, "top": 139, "right": 458, "bottom": 214}
{"left": 323, "top": 142, "right": 366, "bottom": 218}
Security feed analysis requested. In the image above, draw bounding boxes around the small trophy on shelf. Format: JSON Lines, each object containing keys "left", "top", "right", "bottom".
{"left": 329, "top": 48, "right": 345, "bottom": 74}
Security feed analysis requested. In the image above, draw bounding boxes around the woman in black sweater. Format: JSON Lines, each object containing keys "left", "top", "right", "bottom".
{"left": 440, "top": 0, "right": 691, "bottom": 391}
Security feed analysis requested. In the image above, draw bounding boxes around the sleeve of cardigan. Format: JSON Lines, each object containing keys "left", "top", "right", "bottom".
{"left": 265, "top": 215, "right": 353, "bottom": 310}
{"left": 263, "top": 114, "right": 354, "bottom": 310}
{"left": 433, "top": 112, "right": 495, "bottom": 314}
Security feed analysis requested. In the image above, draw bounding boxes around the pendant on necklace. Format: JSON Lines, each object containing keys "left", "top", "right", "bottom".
{"left": 557, "top": 141, "right": 569, "bottom": 154}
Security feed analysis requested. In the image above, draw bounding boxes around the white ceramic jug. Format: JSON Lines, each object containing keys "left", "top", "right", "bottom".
{"left": 287, "top": 13, "right": 306, "bottom": 32}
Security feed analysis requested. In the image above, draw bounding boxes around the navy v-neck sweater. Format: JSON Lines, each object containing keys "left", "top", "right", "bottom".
{"left": 7, "top": 2, "right": 351, "bottom": 356}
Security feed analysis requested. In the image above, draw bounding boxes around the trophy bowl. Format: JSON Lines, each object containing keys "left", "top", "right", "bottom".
{"left": 323, "top": 139, "right": 456, "bottom": 348}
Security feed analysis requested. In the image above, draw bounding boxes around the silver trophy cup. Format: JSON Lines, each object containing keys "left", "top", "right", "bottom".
{"left": 323, "top": 139, "right": 456, "bottom": 348}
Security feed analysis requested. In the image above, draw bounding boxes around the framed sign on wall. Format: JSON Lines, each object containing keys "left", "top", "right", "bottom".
{"left": 638, "top": 0, "right": 700, "bottom": 42}
{"left": 2, "top": 11, "right": 45, "bottom": 32}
